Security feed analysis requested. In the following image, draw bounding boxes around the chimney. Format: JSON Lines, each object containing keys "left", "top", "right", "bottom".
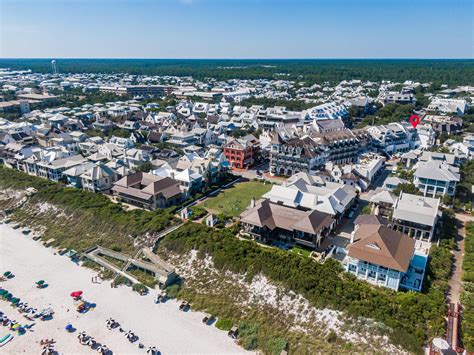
{"left": 250, "top": 196, "right": 256, "bottom": 208}
{"left": 350, "top": 231, "right": 355, "bottom": 244}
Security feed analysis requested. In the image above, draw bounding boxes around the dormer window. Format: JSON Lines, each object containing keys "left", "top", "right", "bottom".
{"left": 366, "top": 243, "right": 381, "bottom": 250}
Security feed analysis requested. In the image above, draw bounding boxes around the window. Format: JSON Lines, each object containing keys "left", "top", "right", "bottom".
{"left": 366, "top": 243, "right": 381, "bottom": 250}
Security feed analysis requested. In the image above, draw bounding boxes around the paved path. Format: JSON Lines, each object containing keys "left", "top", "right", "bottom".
{"left": 151, "top": 222, "right": 185, "bottom": 250}
{"left": 448, "top": 213, "right": 474, "bottom": 304}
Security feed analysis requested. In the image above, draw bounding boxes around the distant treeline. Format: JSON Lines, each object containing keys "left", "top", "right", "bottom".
{"left": 1, "top": 59, "right": 473, "bottom": 85}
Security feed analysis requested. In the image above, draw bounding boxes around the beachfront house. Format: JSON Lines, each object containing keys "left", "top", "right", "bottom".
{"left": 25, "top": 152, "right": 86, "bottom": 182}
{"left": 263, "top": 172, "right": 356, "bottom": 225}
{"left": 112, "top": 172, "right": 183, "bottom": 210}
{"left": 240, "top": 198, "right": 333, "bottom": 249}
{"left": 391, "top": 192, "right": 440, "bottom": 242}
{"left": 80, "top": 163, "right": 118, "bottom": 193}
{"left": 344, "top": 215, "right": 426, "bottom": 292}
{"left": 63, "top": 161, "right": 96, "bottom": 188}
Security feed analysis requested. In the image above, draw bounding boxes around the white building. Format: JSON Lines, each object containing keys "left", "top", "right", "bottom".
{"left": 391, "top": 192, "right": 440, "bottom": 242}
{"left": 413, "top": 160, "right": 460, "bottom": 197}
{"left": 427, "top": 98, "right": 469, "bottom": 116}
{"left": 306, "top": 102, "right": 348, "bottom": 121}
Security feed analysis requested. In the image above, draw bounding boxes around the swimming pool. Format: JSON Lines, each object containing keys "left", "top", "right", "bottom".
{"left": 400, "top": 252, "right": 428, "bottom": 292}
{"left": 411, "top": 253, "right": 428, "bottom": 269}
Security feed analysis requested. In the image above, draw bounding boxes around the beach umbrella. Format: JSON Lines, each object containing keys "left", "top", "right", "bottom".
{"left": 3, "top": 271, "right": 11, "bottom": 277}
{"left": 11, "top": 298, "right": 20, "bottom": 305}
{"left": 0, "top": 289, "right": 7, "bottom": 295}
{"left": 70, "top": 291, "right": 83, "bottom": 298}
{"left": 432, "top": 338, "right": 450, "bottom": 351}
{"left": 5, "top": 293, "right": 13, "bottom": 300}
{"left": 36, "top": 280, "right": 45, "bottom": 285}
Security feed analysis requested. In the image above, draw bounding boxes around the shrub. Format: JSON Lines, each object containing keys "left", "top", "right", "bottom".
{"left": 132, "top": 283, "right": 147, "bottom": 294}
{"left": 215, "top": 318, "right": 233, "bottom": 331}
{"left": 189, "top": 205, "right": 207, "bottom": 221}
{"left": 361, "top": 205, "right": 372, "bottom": 215}
{"left": 327, "top": 330, "right": 338, "bottom": 343}
{"left": 461, "top": 222, "right": 474, "bottom": 350}
{"left": 110, "top": 244, "right": 122, "bottom": 252}
{"left": 239, "top": 322, "right": 259, "bottom": 350}
{"left": 114, "top": 275, "right": 129, "bottom": 286}
{"left": 164, "top": 283, "right": 181, "bottom": 299}
{"left": 265, "top": 337, "right": 288, "bottom": 354}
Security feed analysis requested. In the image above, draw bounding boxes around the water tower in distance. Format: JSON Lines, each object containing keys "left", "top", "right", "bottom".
{"left": 51, "top": 60, "right": 59, "bottom": 75}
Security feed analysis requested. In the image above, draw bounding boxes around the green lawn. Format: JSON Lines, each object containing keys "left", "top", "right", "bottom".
{"left": 201, "top": 181, "right": 272, "bottom": 217}
{"left": 291, "top": 246, "right": 311, "bottom": 257}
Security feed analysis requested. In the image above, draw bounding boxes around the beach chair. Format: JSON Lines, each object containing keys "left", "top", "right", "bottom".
{"left": 179, "top": 301, "right": 189, "bottom": 311}
{"left": 202, "top": 313, "right": 215, "bottom": 324}
{"left": 228, "top": 326, "right": 239, "bottom": 339}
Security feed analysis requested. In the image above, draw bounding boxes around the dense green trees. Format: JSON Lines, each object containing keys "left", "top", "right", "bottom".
{"left": 1, "top": 59, "right": 473, "bottom": 85}
{"left": 456, "top": 160, "right": 474, "bottom": 209}
{"left": 461, "top": 222, "right": 474, "bottom": 351}
{"left": 357, "top": 103, "right": 414, "bottom": 128}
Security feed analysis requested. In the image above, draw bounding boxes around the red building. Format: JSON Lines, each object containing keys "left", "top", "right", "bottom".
{"left": 223, "top": 136, "right": 260, "bottom": 169}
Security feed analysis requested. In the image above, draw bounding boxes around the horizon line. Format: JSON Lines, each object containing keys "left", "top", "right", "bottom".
{"left": 1, "top": 57, "right": 473, "bottom": 61}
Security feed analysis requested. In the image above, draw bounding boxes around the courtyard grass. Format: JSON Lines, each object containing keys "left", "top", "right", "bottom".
{"left": 200, "top": 180, "right": 272, "bottom": 217}
{"left": 291, "top": 246, "right": 312, "bottom": 257}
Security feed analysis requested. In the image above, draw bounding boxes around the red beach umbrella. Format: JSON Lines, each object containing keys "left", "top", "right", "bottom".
{"left": 70, "top": 291, "right": 83, "bottom": 298}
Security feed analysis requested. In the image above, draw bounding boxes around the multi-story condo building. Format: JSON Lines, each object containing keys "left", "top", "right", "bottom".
{"left": 413, "top": 160, "right": 460, "bottom": 197}
{"left": 305, "top": 102, "right": 348, "bottom": 121}
{"left": 367, "top": 122, "right": 418, "bottom": 155}
{"left": 269, "top": 133, "right": 324, "bottom": 176}
{"left": 427, "top": 98, "right": 469, "bottom": 116}
{"left": 311, "top": 129, "right": 369, "bottom": 165}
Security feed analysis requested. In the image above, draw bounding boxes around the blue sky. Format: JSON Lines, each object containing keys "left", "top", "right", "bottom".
{"left": 1, "top": 0, "right": 473, "bottom": 58}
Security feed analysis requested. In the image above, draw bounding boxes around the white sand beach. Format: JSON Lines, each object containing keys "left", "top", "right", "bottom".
{"left": 0, "top": 223, "right": 250, "bottom": 354}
